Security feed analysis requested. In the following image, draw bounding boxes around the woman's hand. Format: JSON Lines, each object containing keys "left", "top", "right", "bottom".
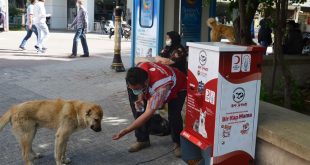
{"left": 155, "top": 56, "right": 174, "bottom": 65}
{"left": 155, "top": 56, "right": 164, "bottom": 63}
{"left": 112, "top": 128, "right": 129, "bottom": 140}
{"left": 161, "top": 58, "right": 174, "bottom": 65}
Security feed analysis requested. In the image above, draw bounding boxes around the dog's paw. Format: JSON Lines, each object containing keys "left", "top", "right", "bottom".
{"left": 30, "top": 152, "right": 43, "bottom": 160}
{"left": 62, "top": 157, "right": 71, "bottom": 164}
{"left": 34, "top": 153, "right": 43, "bottom": 159}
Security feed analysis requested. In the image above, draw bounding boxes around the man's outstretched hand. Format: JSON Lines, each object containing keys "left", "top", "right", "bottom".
{"left": 112, "top": 128, "right": 129, "bottom": 140}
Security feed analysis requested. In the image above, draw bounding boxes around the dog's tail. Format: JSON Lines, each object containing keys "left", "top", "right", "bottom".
{"left": 0, "top": 110, "right": 11, "bottom": 132}
{"left": 207, "top": 18, "right": 216, "bottom": 28}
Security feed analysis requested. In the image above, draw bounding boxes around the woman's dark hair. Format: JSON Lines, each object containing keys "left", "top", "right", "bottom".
{"left": 126, "top": 67, "right": 148, "bottom": 85}
{"left": 166, "top": 31, "right": 181, "bottom": 47}
{"left": 30, "top": 0, "right": 36, "bottom": 4}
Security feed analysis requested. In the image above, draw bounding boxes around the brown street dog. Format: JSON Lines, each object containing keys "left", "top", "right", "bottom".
{"left": 0, "top": 99, "right": 103, "bottom": 165}
{"left": 207, "top": 17, "right": 236, "bottom": 43}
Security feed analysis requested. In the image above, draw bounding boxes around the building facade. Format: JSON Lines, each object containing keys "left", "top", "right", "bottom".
{"left": 44, "top": 0, "right": 128, "bottom": 32}
{"left": 45, "top": 0, "right": 94, "bottom": 31}
{"left": 0, "top": 0, "right": 9, "bottom": 31}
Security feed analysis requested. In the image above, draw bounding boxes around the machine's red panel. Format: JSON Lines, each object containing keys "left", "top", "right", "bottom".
{"left": 182, "top": 43, "right": 265, "bottom": 164}
{"left": 182, "top": 47, "right": 221, "bottom": 151}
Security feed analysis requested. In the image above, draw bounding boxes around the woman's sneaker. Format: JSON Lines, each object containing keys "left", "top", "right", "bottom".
{"left": 34, "top": 45, "right": 40, "bottom": 51}
{"left": 35, "top": 46, "right": 46, "bottom": 53}
{"left": 19, "top": 46, "right": 26, "bottom": 50}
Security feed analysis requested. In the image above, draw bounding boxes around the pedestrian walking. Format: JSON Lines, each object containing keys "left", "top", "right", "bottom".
{"left": 0, "top": 8, "right": 5, "bottom": 32}
{"left": 69, "top": 0, "right": 89, "bottom": 58}
{"left": 19, "top": 0, "right": 38, "bottom": 50}
{"left": 258, "top": 15, "right": 272, "bottom": 49}
{"left": 109, "top": 9, "right": 115, "bottom": 39}
{"left": 34, "top": 0, "right": 49, "bottom": 53}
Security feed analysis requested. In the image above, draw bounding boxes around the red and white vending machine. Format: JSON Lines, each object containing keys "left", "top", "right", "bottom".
{"left": 181, "top": 42, "right": 265, "bottom": 165}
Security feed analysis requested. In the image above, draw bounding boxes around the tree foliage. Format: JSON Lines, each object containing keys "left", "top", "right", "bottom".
{"left": 204, "top": 0, "right": 306, "bottom": 108}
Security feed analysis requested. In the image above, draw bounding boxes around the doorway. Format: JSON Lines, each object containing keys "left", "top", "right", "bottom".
{"left": 67, "top": 0, "right": 77, "bottom": 28}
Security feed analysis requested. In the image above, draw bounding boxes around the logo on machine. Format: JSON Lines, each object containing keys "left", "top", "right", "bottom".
{"left": 222, "top": 124, "right": 232, "bottom": 138}
{"left": 197, "top": 50, "right": 208, "bottom": 78}
{"left": 198, "top": 81, "right": 205, "bottom": 93}
{"left": 231, "top": 54, "right": 241, "bottom": 72}
{"left": 232, "top": 87, "right": 245, "bottom": 103}
{"left": 199, "top": 50, "right": 207, "bottom": 66}
{"left": 205, "top": 89, "right": 215, "bottom": 105}
{"left": 241, "top": 54, "right": 251, "bottom": 72}
{"left": 231, "top": 54, "right": 251, "bottom": 73}
{"left": 240, "top": 123, "right": 250, "bottom": 135}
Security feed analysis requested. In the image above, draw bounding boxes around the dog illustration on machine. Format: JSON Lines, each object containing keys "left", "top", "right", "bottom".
{"left": 193, "top": 109, "right": 208, "bottom": 138}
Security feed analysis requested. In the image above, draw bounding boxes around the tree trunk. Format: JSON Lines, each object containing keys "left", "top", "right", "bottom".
{"left": 273, "top": 0, "right": 292, "bottom": 108}
{"left": 234, "top": 0, "right": 260, "bottom": 45}
{"left": 270, "top": 54, "right": 277, "bottom": 96}
{"left": 233, "top": 17, "right": 241, "bottom": 44}
{"left": 238, "top": 0, "right": 247, "bottom": 45}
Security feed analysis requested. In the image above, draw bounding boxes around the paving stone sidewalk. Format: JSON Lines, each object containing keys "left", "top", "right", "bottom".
{"left": 0, "top": 31, "right": 186, "bottom": 165}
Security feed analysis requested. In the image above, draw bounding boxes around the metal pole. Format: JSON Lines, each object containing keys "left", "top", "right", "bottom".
{"left": 111, "top": 0, "right": 125, "bottom": 72}
{"left": 208, "top": 0, "right": 217, "bottom": 42}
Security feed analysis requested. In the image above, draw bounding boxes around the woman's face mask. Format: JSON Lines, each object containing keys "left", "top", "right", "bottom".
{"left": 166, "top": 39, "right": 172, "bottom": 46}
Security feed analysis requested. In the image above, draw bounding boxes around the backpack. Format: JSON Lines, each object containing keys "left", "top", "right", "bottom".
{"left": 148, "top": 114, "right": 170, "bottom": 136}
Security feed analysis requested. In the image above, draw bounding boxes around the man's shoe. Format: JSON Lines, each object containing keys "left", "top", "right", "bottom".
{"left": 128, "top": 141, "right": 150, "bottom": 153}
{"left": 34, "top": 45, "right": 39, "bottom": 51}
{"left": 80, "top": 54, "right": 89, "bottom": 57}
{"left": 37, "top": 49, "right": 45, "bottom": 54}
{"left": 174, "top": 145, "right": 181, "bottom": 158}
{"left": 68, "top": 54, "right": 77, "bottom": 58}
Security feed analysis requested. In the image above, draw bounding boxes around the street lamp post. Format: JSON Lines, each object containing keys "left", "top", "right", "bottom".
{"left": 111, "top": 0, "right": 125, "bottom": 72}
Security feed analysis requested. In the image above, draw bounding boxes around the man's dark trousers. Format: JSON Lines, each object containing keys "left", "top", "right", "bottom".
{"left": 127, "top": 88, "right": 186, "bottom": 145}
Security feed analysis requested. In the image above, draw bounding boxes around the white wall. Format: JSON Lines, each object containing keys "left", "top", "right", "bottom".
{"left": 201, "top": 5, "right": 209, "bottom": 41}
{"left": 164, "top": 0, "right": 176, "bottom": 44}
{"left": 45, "top": 0, "right": 67, "bottom": 29}
{"left": 44, "top": 0, "right": 94, "bottom": 31}
{"left": 85, "top": 0, "right": 94, "bottom": 32}
{"left": 127, "top": 0, "right": 133, "bottom": 14}
{"left": 0, "top": 0, "right": 9, "bottom": 31}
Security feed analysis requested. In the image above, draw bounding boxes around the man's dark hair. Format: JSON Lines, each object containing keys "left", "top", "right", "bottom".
{"left": 30, "top": 0, "right": 36, "bottom": 4}
{"left": 126, "top": 67, "right": 148, "bottom": 85}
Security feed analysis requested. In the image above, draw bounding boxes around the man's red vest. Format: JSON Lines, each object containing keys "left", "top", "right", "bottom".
{"left": 138, "top": 62, "right": 187, "bottom": 103}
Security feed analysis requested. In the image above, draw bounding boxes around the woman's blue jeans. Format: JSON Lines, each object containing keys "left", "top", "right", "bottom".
{"left": 20, "top": 25, "right": 38, "bottom": 48}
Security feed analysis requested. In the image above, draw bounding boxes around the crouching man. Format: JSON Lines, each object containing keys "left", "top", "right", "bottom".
{"left": 112, "top": 62, "right": 187, "bottom": 157}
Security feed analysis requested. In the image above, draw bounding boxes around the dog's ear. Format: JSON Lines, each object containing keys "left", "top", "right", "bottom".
{"left": 86, "top": 109, "right": 92, "bottom": 116}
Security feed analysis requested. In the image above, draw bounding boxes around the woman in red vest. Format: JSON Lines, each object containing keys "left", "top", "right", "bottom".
{"left": 113, "top": 62, "right": 187, "bottom": 157}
